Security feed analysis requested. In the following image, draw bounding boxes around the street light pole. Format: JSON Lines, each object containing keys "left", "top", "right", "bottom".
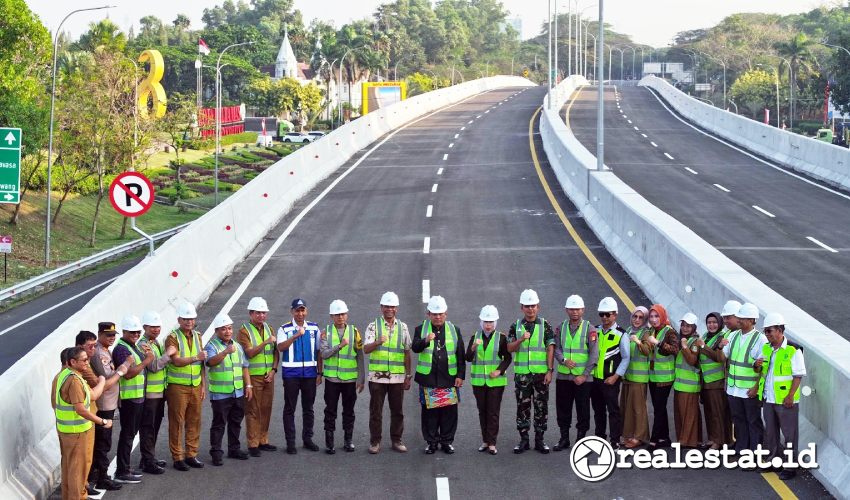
{"left": 596, "top": 0, "right": 605, "bottom": 172}
{"left": 698, "top": 50, "right": 726, "bottom": 110}
{"left": 215, "top": 41, "right": 253, "bottom": 206}
{"left": 567, "top": 1, "right": 572, "bottom": 75}
{"left": 45, "top": 5, "right": 114, "bottom": 266}
{"left": 554, "top": 1, "right": 558, "bottom": 84}
{"left": 547, "top": 0, "right": 552, "bottom": 108}
{"left": 586, "top": 32, "right": 597, "bottom": 82}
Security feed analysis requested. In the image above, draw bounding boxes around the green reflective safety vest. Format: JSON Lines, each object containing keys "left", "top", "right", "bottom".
{"left": 141, "top": 339, "right": 166, "bottom": 397}
{"left": 166, "top": 329, "right": 203, "bottom": 387}
{"left": 325, "top": 324, "right": 358, "bottom": 381}
{"left": 758, "top": 342, "right": 801, "bottom": 403}
{"left": 244, "top": 322, "right": 275, "bottom": 376}
{"left": 54, "top": 368, "right": 93, "bottom": 434}
{"left": 721, "top": 327, "right": 738, "bottom": 340}
{"left": 649, "top": 326, "right": 675, "bottom": 383}
{"left": 625, "top": 327, "right": 649, "bottom": 383}
{"left": 207, "top": 337, "right": 245, "bottom": 394}
{"left": 593, "top": 326, "right": 623, "bottom": 380}
{"left": 368, "top": 318, "right": 405, "bottom": 374}
{"left": 673, "top": 336, "right": 701, "bottom": 393}
{"left": 117, "top": 338, "right": 145, "bottom": 400}
{"left": 557, "top": 320, "right": 590, "bottom": 376}
{"left": 470, "top": 331, "right": 507, "bottom": 387}
{"left": 416, "top": 321, "right": 458, "bottom": 376}
{"left": 699, "top": 332, "right": 726, "bottom": 385}
{"left": 727, "top": 329, "right": 762, "bottom": 389}
{"left": 514, "top": 318, "right": 548, "bottom": 375}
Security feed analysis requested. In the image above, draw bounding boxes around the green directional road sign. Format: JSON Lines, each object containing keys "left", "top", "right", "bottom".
{"left": 0, "top": 127, "right": 21, "bottom": 204}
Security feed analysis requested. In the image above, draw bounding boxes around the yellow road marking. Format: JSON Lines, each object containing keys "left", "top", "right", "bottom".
{"left": 564, "top": 85, "right": 584, "bottom": 129}
{"left": 761, "top": 472, "right": 799, "bottom": 500}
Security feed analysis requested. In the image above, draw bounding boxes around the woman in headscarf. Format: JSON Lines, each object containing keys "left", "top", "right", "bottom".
{"left": 620, "top": 306, "right": 652, "bottom": 448}
{"left": 673, "top": 313, "right": 702, "bottom": 448}
{"left": 646, "top": 304, "right": 679, "bottom": 449}
{"left": 698, "top": 312, "right": 732, "bottom": 449}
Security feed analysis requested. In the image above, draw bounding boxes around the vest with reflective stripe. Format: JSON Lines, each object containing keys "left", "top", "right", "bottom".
{"left": 142, "top": 339, "right": 166, "bottom": 396}
{"left": 514, "top": 318, "right": 548, "bottom": 375}
{"left": 699, "top": 331, "right": 726, "bottom": 385}
{"left": 207, "top": 337, "right": 244, "bottom": 394}
{"left": 721, "top": 327, "right": 738, "bottom": 340}
{"left": 416, "top": 321, "right": 458, "bottom": 376}
{"left": 625, "top": 327, "right": 649, "bottom": 383}
{"left": 557, "top": 320, "right": 589, "bottom": 376}
{"left": 117, "top": 339, "right": 145, "bottom": 399}
{"left": 673, "top": 336, "right": 701, "bottom": 393}
{"left": 470, "top": 331, "right": 507, "bottom": 387}
{"left": 727, "top": 330, "right": 762, "bottom": 389}
{"left": 324, "top": 324, "right": 358, "bottom": 381}
{"left": 55, "top": 368, "right": 92, "bottom": 434}
{"left": 758, "top": 343, "right": 801, "bottom": 403}
{"left": 593, "top": 326, "right": 623, "bottom": 380}
{"left": 166, "top": 329, "right": 203, "bottom": 387}
{"left": 649, "top": 326, "right": 675, "bottom": 383}
{"left": 244, "top": 322, "right": 275, "bottom": 376}
{"left": 368, "top": 318, "right": 405, "bottom": 374}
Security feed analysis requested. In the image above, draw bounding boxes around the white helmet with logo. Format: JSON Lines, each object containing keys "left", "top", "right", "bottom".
{"left": 565, "top": 295, "right": 584, "bottom": 309}
{"left": 721, "top": 300, "right": 742, "bottom": 317}
{"left": 736, "top": 303, "right": 759, "bottom": 320}
{"left": 380, "top": 291, "right": 400, "bottom": 307}
{"left": 121, "top": 315, "right": 143, "bottom": 332}
{"left": 597, "top": 297, "right": 618, "bottom": 313}
{"left": 141, "top": 311, "right": 162, "bottom": 327}
{"left": 212, "top": 313, "right": 233, "bottom": 329}
{"left": 519, "top": 289, "right": 539, "bottom": 306}
{"left": 479, "top": 305, "right": 499, "bottom": 322}
{"left": 247, "top": 297, "right": 269, "bottom": 312}
{"left": 680, "top": 312, "right": 698, "bottom": 325}
{"left": 427, "top": 296, "right": 448, "bottom": 314}
{"left": 177, "top": 302, "right": 197, "bottom": 319}
{"left": 329, "top": 300, "right": 349, "bottom": 315}
{"left": 763, "top": 312, "right": 786, "bottom": 329}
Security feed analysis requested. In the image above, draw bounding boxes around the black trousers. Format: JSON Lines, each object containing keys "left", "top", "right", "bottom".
{"left": 139, "top": 398, "right": 165, "bottom": 465}
{"left": 472, "top": 385, "right": 505, "bottom": 445}
{"left": 590, "top": 378, "right": 622, "bottom": 443}
{"left": 210, "top": 397, "right": 245, "bottom": 457}
{"left": 283, "top": 377, "right": 316, "bottom": 444}
{"left": 89, "top": 409, "right": 114, "bottom": 483}
{"left": 323, "top": 380, "right": 357, "bottom": 433}
{"left": 728, "top": 395, "right": 764, "bottom": 452}
{"left": 421, "top": 403, "right": 458, "bottom": 445}
{"left": 648, "top": 382, "right": 672, "bottom": 443}
{"left": 116, "top": 400, "right": 144, "bottom": 474}
{"left": 555, "top": 379, "right": 591, "bottom": 437}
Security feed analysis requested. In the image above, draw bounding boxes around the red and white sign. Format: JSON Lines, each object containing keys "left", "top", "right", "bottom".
{"left": 109, "top": 172, "right": 154, "bottom": 217}
{"left": 0, "top": 235, "right": 11, "bottom": 253}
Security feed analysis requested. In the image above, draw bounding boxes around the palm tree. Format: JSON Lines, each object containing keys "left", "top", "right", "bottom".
{"left": 775, "top": 33, "right": 818, "bottom": 128}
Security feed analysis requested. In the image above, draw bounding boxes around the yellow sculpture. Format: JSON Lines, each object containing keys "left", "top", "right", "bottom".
{"left": 137, "top": 49, "right": 167, "bottom": 119}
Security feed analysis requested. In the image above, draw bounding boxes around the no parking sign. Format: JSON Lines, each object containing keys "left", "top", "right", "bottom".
{"left": 109, "top": 172, "right": 155, "bottom": 217}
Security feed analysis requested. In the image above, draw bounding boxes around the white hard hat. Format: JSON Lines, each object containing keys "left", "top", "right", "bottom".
{"left": 121, "top": 315, "right": 143, "bottom": 332}
{"left": 212, "top": 313, "right": 233, "bottom": 329}
{"left": 427, "top": 295, "right": 448, "bottom": 314}
{"left": 565, "top": 295, "right": 584, "bottom": 309}
{"left": 721, "top": 300, "right": 742, "bottom": 317}
{"left": 141, "top": 311, "right": 162, "bottom": 327}
{"left": 177, "top": 302, "right": 197, "bottom": 319}
{"left": 247, "top": 296, "right": 269, "bottom": 312}
{"left": 520, "top": 289, "right": 539, "bottom": 306}
{"left": 680, "top": 312, "right": 698, "bottom": 325}
{"left": 479, "top": 305, "right": 499, "bottom": 322}
{"left": 329, "top": 299, "right": 349, "bottom": 315}
{"left": 763, "top": 312, "right": 786, "bottom": 329}
{"left": 380, "top": 291, "right": 400, "bottom": 307}
{"left": 597, "top": 297, "right": 618, "bottom": 313}
{"left": 736, "top": 302, "right": 759, "bottom": 320}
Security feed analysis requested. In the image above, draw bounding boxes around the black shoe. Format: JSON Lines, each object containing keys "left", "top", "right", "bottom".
{"left": 249, "top": 447, "right": 262, "bottom": 457}
{"left": 478, "top": 444, "right": 488, "bottom": 452}
{"left": 172, "top": 460, "right": 189, "bottom": 472}
{"left": 113, "top": 471, "right": 142, "bottom": 484}
{"left": 611, "top": 441, "right": 621, "bottom": 450}
{"left": 441, "top": 443, "right": 455, "bottom": 454}
{"left": 286, "top": 444, "right": 298, "bottom": 455}
{"left": 86, "top": 484, "right": 104, "bottom": 499}
{"left": 534, "top": 434, "right": 550, "bottom": 454}
{"left": 325, "top": 431, "right": 335, "bottom": 454}
{"left": 211, "top": 456, "right": 223, "bottom": 466}
{"left": 425, "top": 443, "right": 438, "bottom": 454}
{"left": 259, "top": 443, "right": 278, "bottom": 451}
{"left": 303, "top": 439, "right": 320, "bottom": 452}
{"left": 184, "top": 456, "right": 204, "bottom": 468}
{"left": 228, "top": 450, "right": 249, "bottom": 460}
{"left": 576, "top": 431, "right": 587, "bottom": 440}
{"left": 155, "top": 459, "right": 167, "bottom": 467}
{"left": 141, "top": 463, "right": 165, "bottom": 475}
{"left": 343, "top": 431, "right": 355, "bottom": 452}
{"left": 553, "top": 437, "right": 571, "bottom": 452}
{"left": 656, "top": 439, "right": 672, "bottom": 449}
{"left": 95, "top": 478, "right": 122, "bottom": 491}
{"left": 513, "top": 435, "right": 530, "bottom": 454}
{"left": 779, "top": 470, "right": 797, "bottom": 480}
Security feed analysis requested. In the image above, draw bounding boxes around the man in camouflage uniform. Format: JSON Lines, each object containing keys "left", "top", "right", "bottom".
{"left": 507, "top": 290, "right": 556, "bottom": 454}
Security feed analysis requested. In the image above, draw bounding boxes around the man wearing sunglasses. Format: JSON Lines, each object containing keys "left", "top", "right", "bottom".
{"left": 590, "top": 297, "right": 630, "bottom": 449}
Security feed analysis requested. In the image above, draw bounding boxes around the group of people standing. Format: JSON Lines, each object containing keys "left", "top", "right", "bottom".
{"left": 51, "top": 289, "right": 806, "bottom": 499}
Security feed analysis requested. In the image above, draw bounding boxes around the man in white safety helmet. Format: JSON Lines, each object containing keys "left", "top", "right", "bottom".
{"left": 138, "top": 311, "right": 176, "bottom": 475}
{"left": 720, "top": 300, "right": 742, "bottom": 340}
{"left": 553, "top": 295, "right": 599, "bottom": 451}
{"left": 204, "top": 313, "right": 252, "bottom": 466}
{"left": 319, "top": 299, "right": 365, "bottom": 454}
{"left": 719, "top": 302, "right": 766, "bottom": 458}
{"left": 590, "top": 297, "right": 629, "bottom": 450}
{"left": 507, "top": 289, "right": 556, "bottom": 454}
{"left": 413, "top": 296, "right": 465, "bottom": 455}
{"left": 236, "top": 297, "right": 279, "bottom": 457}
{"left": 754, "top": 313, "right": 805, "bottom": 481}
{"left": 363, "top": 291, "right": 412, "bottom": 454}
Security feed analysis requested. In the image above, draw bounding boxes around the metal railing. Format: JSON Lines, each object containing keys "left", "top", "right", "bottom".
{"left": 0, "top": 222, "right": 191, "bottom": 303}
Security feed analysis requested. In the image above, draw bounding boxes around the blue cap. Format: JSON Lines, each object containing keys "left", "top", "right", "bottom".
{"left": 291, "top": 298, "right": 307, "bottom": 309}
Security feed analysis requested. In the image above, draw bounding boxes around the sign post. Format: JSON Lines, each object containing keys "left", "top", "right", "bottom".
{"left": 0, "top": 235, "right": 11, "bottom": 283}
{"left": 0, "top": 127, "right": 22, "bottom": 204}
{"left": 109, "top": 172, "right": 157, "bottom": 256}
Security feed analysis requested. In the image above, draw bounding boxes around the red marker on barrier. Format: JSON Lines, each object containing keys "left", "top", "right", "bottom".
{"left": 225, "top": 225, "right": 231, "bottom": 231}
{"left": 263, "top": 193, "right": 268, "bottom": 198}
{"left": 171, "top": 271, "right": 179, "bottom": 278}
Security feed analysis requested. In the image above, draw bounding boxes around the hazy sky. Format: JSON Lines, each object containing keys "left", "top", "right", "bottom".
{"left": 28, "top": 0, "right": 828, "bottom": 47}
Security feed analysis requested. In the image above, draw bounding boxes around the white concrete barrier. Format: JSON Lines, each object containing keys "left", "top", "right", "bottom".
{"left": 639, "top": 75, "right": 850, "bottom": 191}
{"left": 541, "top": 76, "right": 850, "bottom": 498}
{"left": 0, "top": 76, "right": 534, "bottom": 499}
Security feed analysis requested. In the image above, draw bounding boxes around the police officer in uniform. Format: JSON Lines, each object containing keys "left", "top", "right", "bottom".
{"left": 590, "top": 297, "right": 629, "bottom": 448}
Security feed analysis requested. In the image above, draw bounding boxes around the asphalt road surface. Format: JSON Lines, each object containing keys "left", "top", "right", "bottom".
{"left": 50, "top": 86, "right": 828, "bottom": 499}
{"left": 566, "top": 83, "right": 850, "bottom": 337}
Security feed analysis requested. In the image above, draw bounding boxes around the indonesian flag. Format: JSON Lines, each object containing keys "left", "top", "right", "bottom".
{"left": 198, "top": 38, "right": 210, "bottom": 55}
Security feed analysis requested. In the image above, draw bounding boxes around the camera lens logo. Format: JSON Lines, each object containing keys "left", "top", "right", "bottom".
{"left": 569, "top": 436, "right": 615, "bottom": 482}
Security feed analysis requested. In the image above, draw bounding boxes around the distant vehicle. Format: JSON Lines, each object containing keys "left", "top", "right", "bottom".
{"left": 282, "top": 132, "right": 313, "bottom": 143}
{"left": 306, "top": 131, "right": 326, "bottom": 140}
{"left": 815, "top": 128, "right": 833, "bottom": 144}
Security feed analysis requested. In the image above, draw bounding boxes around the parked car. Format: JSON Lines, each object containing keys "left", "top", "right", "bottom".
{"left": 306, "top": 131, "right": 326, "bottom": 140}
{"left": 282, "top": 132, "right": 313, "bottom": 143}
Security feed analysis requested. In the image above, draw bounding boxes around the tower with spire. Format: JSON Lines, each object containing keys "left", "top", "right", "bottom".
{"left": 275, "top": 25, "right": 298, "bottom": 80}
